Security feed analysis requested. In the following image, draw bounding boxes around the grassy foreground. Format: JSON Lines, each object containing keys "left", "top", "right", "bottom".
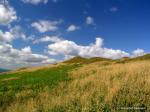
{"left": 0, "top": 56, "right": 150, "bottom": 112}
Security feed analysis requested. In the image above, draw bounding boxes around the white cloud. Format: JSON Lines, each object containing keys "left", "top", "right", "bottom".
{"left": 67, "top": 25, "right": 80, "bottom": 32}
{"left": 21, "top": 46, "right": 32, "bottom": 54}
{"left": 0, "top": 44, "right": 56, "bottom": 69}
{"left": 0, "top": 25, "right": 32, "bottom": 43}
{"left": 0, "top": 24, "right": 55, "bottom": 69}
{"left": 33, "top": 36, "right": 63, "bottom": 44}
{"left": 21, "top": 0, "right": 60, "bottom": 4}
{"left": 22, "top": 0, "right": 48, "bottom": 5}
{"left": 10, "top": 25, "right": 27, "bottom": 40}
{"left": 0, "top": 3, "right": 17, "bottom": 25}
{"left": 86, "top": 16, "right": 95, "bottom": 25}
{"left": 48, "top": 37, "right": 129, "bottom": 59}
{"left": 0, "top": 31, "right": 14, "bottom": 43}
{"left": 132, "top": 49, "right": 145, "bottom": 57}
{"left": 31, "top": 20, "right": 62, "bottom": 33}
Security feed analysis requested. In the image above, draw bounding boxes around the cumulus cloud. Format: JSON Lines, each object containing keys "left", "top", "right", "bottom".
{"left": 0, "top": 44, "right": 56, "bottom": 69}
{"left": 0, "top": 31, "right": 14, "bottom": 43}
{"left": 67, "top": 25, "right": 80, "bottom": 32}
{"left": 132, "top": 49, "right": 145, "bottom": 57}
{"left": 0, "top": 3, "right": 17, "bottom": 25}
{"left": 9, "top": 25, "right": 27, "bottom": 40}
{"left": 33, "top": 36, "right": 63, "bottom": 44}
{"left": 0, "top": 24, "right": 55, "bottom": 69}
{"left": 48, "top": 37, "right": 129, "bottom": 59}
{"left": 21, "top": 0, "right": 48, "bottom": 5}
{"left": 21, "top": 46, "right": 32, "bottom": 54}
{"left": 31, "top": 20, "right": 62, "bottom": 33}
{"left": 86, "top": 16, "right": 95, "bottom": 25}
{"left": 0, "top": 25, "right": 32, "bottom": 43}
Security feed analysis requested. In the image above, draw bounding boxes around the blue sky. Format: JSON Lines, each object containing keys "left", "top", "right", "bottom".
{"left": 0, "top": 0, "right": 149, "bottom": 69}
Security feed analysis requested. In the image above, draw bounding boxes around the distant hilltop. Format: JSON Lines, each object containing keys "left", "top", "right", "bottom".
{"left": 0, "top": 68, "right": 9, "bottom": 73}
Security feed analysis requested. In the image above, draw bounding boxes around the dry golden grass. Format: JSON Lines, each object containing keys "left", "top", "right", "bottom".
{"left": 4, "top": 61, "right": 150, "bottom": 112}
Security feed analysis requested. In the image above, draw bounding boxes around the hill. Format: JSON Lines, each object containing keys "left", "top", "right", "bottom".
{"left": 0, "top": 68, "right": 9, "bottom": 73}
{"left": 116, "top": 54, "right": 150, "bottom": 63}
{"left": 0, "top": 55, "right": 150, "bottom": 111}
{"left": 64, "top": 56, "right": 112, "bottom": 64}
{"left": 132, "top": 54, "right": 150, "bottom": 60}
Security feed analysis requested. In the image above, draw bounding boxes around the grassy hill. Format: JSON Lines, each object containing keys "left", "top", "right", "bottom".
{"left": 116, "top": 54, "right": 150, "bottom": 63}
{"left": 64, "top": 56, "right": 112, "bottom": 64}
{"left": 0, "top": 55, "right": 150, "bottom": 112}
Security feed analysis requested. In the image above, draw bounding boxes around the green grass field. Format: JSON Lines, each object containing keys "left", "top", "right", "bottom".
{"left": 0, "top": 55, "right": 150, "bottom": 112}
{"left": 0, "top": 64, "right": 80, "bottom": 112}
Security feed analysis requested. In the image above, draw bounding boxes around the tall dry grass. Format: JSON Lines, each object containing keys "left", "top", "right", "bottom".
{"left": 4, "top": 61, "right": 150, "bottom": 112}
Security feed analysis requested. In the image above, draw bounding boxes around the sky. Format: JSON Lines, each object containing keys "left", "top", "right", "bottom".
{"left": 0, "top": 0, "right": 149, "bottom": 69}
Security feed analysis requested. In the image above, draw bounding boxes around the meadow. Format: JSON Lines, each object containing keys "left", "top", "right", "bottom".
{"left": 0, "top": 56, "right": 150, "bottom": 112}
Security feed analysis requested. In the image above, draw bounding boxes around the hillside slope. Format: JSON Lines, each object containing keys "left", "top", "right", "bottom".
{"left": 0, "top": 56, "right": 150, "bottom": 112}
